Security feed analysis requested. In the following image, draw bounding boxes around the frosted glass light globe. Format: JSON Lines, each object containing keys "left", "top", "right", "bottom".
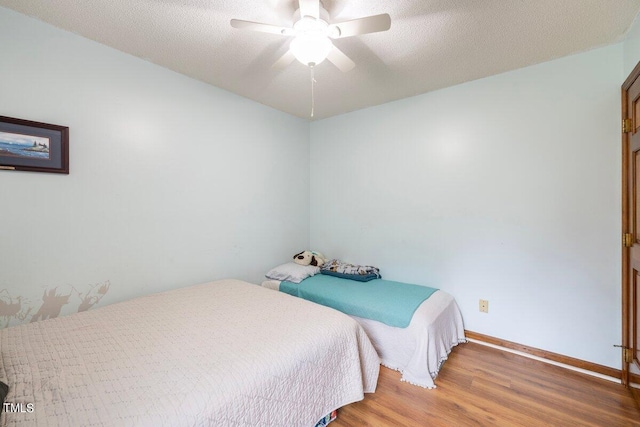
{"left": 290, "top": 34, "right": 333, "bottom": 66}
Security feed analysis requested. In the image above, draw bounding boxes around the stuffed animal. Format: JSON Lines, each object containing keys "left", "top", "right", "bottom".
{"left": 292, "top": 250, "right": 326, "bottom": 267}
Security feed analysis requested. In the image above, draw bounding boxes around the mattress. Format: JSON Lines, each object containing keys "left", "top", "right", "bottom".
{"left": 0, "top": 279, "right": 380, "bottom": 426}
{"left": 263, "top": 279, "right": 466, "bottom": 388}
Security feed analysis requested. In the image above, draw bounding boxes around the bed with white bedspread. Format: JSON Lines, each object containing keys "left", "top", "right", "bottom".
{"left": 262, "top": 279, "right": 465, "bottom": 389}
{"left": 0, "top": 279, "right": 379, "bottom": 426}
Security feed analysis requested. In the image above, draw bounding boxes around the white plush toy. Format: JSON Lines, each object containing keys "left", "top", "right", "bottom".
{"left": 292, "top": 250, "right": 326, "bottom": 267}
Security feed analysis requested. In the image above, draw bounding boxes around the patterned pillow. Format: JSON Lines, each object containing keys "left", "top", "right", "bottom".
{"left": 321, "top": 259, "right": 381, "bottom": 278}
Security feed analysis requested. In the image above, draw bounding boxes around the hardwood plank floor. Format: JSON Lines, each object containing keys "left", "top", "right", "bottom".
{"left": 332, "top": 342, "right": 640, "bottom": 427}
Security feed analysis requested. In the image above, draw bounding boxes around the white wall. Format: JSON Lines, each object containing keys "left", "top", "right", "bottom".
{"left": 0, "top": 6, "right": 309, "bottom": 325}
{"left": 624, "top": 14, "right": 640, "bottom": 77}
{"left": 310, "top": 45, "right": 623, "bottom": 368}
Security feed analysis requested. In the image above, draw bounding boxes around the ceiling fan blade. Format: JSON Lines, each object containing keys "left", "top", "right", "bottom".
{"left": 326, "top": 45, "right": 355, "bottom": 72}
{"left": 328, "top": 14, "right": 391, "bottom": 39}
{"left": 272, "top": 50, "right": 296, "bottom": 70}
{"left": 299, "top": 0, "right": 319, "bottom": 19}
{"left": 230, "top": 19, "right": 293, "bottom": 36}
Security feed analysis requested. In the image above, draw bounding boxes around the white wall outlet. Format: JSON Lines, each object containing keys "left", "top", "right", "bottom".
{"left": 479, "top": 299, "right": 489, "bottom": 313}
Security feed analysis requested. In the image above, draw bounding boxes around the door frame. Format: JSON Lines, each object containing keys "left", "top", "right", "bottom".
{"left": 622, "top": 61, "right": 640, "bottom": 387}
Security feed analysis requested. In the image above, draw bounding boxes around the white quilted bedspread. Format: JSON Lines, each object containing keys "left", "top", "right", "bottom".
{"left": 0, "top": 280, "right": 379, "bottom": 427}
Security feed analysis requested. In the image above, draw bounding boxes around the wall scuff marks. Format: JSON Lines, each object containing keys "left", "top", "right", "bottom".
{"left": 0, "top": 281, "right": 111, "bottom": 328}
{"left": 0, "top": 291, "right": 32, "bottom": 328}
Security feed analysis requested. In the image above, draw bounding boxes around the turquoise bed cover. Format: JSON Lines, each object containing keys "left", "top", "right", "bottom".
{"left": 280, "top": 274, "right": 438, "bottom": 328}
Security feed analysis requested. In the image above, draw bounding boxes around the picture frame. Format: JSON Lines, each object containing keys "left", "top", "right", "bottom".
{"left": 0, "top": 115, "right": 69, "bottom": 174}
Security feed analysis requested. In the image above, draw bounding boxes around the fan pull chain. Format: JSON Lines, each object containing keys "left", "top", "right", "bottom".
{"left": 310, "top": 65, "right": 316, "bottom": 118}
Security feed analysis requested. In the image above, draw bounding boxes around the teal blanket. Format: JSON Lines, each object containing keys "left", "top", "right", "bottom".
{"left": 280, "top": 274, "right": 438, "bottom": 328}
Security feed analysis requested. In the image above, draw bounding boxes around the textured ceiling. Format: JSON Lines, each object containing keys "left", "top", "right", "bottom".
{"left": 1, "top": 0, "right": 639, "bottom": 120}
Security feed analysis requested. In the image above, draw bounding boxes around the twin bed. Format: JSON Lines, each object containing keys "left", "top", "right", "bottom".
{"left": 0, "top": 280, "right": 379, "bottom": 426}
{"left": 262, "top": 275, "right": 466, "bottom": 389}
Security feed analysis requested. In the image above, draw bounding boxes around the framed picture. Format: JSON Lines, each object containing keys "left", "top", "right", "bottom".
{"left": 0, "top": 116, "right": 69, "bottom": 174}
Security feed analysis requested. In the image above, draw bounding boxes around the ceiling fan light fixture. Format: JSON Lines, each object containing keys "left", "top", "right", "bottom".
{"left": 290, "top": 34, "right": 332, "bottom": 66}
{"left": 231, "top": 2, "right": 390, "bottom": 72}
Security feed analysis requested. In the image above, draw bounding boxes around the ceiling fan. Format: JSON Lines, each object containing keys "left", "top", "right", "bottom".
{"left": 230, "top": 0, "right": 391, "bottom": 72}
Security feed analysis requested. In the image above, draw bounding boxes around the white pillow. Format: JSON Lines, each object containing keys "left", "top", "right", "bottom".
{"left": 265, "top": 262, "right": 320, "bottom": 284}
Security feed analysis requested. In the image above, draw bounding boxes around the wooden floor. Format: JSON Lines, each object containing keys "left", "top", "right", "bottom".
{"left": 332, "top": 342, "right": 640, "bottom": 427}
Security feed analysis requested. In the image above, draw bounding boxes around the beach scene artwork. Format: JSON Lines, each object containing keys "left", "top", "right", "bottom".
{"left": 0, "top": 131, "right": 51, "bottom": 160}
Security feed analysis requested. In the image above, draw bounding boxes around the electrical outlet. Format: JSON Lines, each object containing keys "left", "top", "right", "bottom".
{"left": 479, "top": 299, "right": 489, "bottom": 313}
